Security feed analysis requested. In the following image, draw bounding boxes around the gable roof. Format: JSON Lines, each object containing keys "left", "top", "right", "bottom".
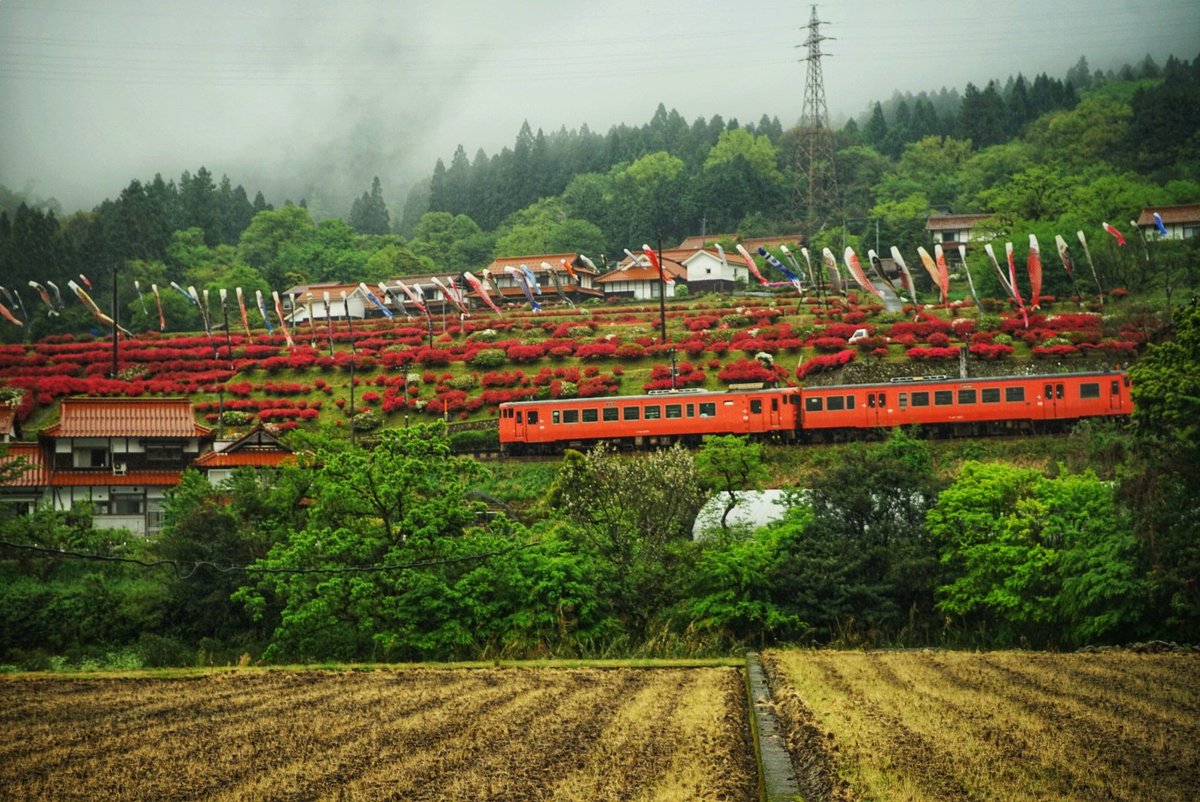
{"left": 194, "top": 423, "right": 295, "bottom": 469}
{"left": 41, "top": 397, "right": 212, "bottom": 439}
{"left": 676, "top": 233, "right": 804, "bottom": 251}
{"left": 926, "top": 214, "right": 993, "bottom": 231}
{"left": 282, "top": 282, "right": 370, "bottom": 300}
{"left": 1137, "top": 204, "right": 1200, "bottom": 226}
{"left": 598, "top": 250, "right": 690, "bottom": 284}
{"left": 482, "top": 253, "right": 600, "bottom": 276}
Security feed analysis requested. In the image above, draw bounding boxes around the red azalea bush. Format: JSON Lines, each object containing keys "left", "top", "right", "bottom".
{"left": 1031, "top": 344, "right": 1080, "bottom": 358}
{"left": 716, "top": 358, "right": 777, "bottom": 384}
{"left": 796, "top": 349, "right": 857, "bottom": 378}
{"left": 575, "top": 342, "right": 618, "bottom": 360}
{"left": 969, "top": 343, "right": 1015, "bottom": 360}
{"left": 926, "top": 332, "right": 952, "bottom": 348}
{"left": 505, "top": 344, "right": 545, "bottom": 363}
{"left": 906, "top": 347, "right": 959, "bottom": 361}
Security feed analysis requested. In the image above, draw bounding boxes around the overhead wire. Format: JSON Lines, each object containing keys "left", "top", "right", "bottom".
{"left": 0, "top": 538, "right": 543, "bottom": 579}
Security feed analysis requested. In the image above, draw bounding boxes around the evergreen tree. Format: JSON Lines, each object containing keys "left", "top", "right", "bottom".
{"left": 347, "top": 177, "right": 390, "bottom": 235}
{"left": 863, "top": 102, "right": 888, "bottom": 149}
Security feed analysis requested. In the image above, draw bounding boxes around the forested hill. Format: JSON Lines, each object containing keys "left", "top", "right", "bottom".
{"left": 0, "top": 51, "right": 1197, "bottom": 327}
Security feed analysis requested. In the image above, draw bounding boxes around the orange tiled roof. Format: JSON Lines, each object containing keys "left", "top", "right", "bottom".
{"left": 193, "top": 451, "right": 296, "bottom": 468}
{"left": 49, "top": 470, "right": 183, "bottom": 487}
{"left": 482, "top": 254, "right": 600, "bottom": 276}
{"left": 0, "top": 443, "right": 50, "bottom": 487}
{"left": 1137, "top": 204, "right": 1200, "bottom": 225}
{"left": 41, "top": 397, "right": 212, "bottom": 439}
{"left": 282, "top": 282, "right": 367, "bottom": 299}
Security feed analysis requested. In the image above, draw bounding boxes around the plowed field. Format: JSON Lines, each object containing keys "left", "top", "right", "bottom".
{"left": 0, "top": 667, "right": 756, "bottom": 802}
{"left": 764, "top": 650, "right": 1200, "bottom": 802}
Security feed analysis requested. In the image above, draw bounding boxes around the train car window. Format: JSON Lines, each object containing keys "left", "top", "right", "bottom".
{"left": 552, "top": 411, "right": 561, "bottom": 424}
{"left": 623, "top": 407, "right": 640, "bottom": 421}
{"left": 1080, "top": 383, "right": 1100, "bottom": 399}
{"left": 877, "top": 393, "right": 886, "bottom": 406}
{"left": 750, "top": 399, "right": 763, "bottom": 414}
{"left": 827, "top": 396, "right": 844, "bottom": 411}
{"left": 868, "top": 395, "right": 875, "bottom": 408}
{"left": 1056, "top": 384, "right": 1064, "bottom": 399}
{"left": 666, "top": 404, "right": 682, "bottom": 419}
{"left": 1112, "top": 380, "right": 1121, "bottom": 394}
{"left": 805, "top": 397, "right": 823, "bottom": 412}
{"left": 1044, "top": 384, "right": 1053, "bottom": 400}
{"left": 958, "top": 389, "right": 977, "bottom": 404}
{"left": 981, "top": 388, "right": 1001, "bottom": 404}
{"left": 899, "top": 393, "right": 907, "bottom": 409}
{"left": 935, "top": 390, "right": 953, "bottom": 406}
{"left": 645, "top": 405, "right": 661, "bottom": 420}
{"left": 686, "top": 404, "right": 695, "bottom": 418}
{"left": 603, "top": 407, "right": 619, "bottom": 421}
{"left": 529, "top": 411, "right": 539, "bottom": 424}
{"left": 582, "top": 408, "right": 598, "bottom": 423}
{"left": 911, "top": 392, "right": 930, "bottom": 407}
{"left": 1005, "top": 387, "right": 1025, "bottom": 402}
{"left": 771, "top": 398, "right": 779, "bottom": 411}
{"left": 699, "top": 402, "right": 716, "bottom": 417}
{"left": 563, "top": 409, "right": 579, "bottom": 424}
{"left": 516, "top": 411, "right": 523, "bottom": 423}
{"left": 846, "top": 395, "right": 855, "bottom": 410}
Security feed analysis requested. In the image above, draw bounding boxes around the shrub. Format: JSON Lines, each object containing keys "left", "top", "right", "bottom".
{"left": 795, "top": 349, "right": 856, "bottom": 379}
{"left": 468, "top": 348, "right": 507, "bottom": 368}
{"left": 717, "top": 358, "right": 776, "bottom": 384}
{"left": 449, "top": 428, "right": 499, "bottom": 453}
{"left": 906, "top": 347, "right": 959, "bottom": 360}
{"left": 969, "top": 343, "right": 1014, "bottom": 360}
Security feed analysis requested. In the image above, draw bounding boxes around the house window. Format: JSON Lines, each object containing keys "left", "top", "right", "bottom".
{"left": 89, "top": 448, "right": 108, "bottom": 468}
{"left": 145, "top": 444, "right": 183, "bottom": 462}
{"left": 1183, "top": 224, "right": 1199, "bottom": 239}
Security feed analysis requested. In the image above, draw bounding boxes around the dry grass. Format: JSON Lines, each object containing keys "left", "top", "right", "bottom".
{"left": 0, "top": 666, "right": 756, "bottom": 802}
{"left": 764, "top": 649, "right": 1200, "bottom": 802}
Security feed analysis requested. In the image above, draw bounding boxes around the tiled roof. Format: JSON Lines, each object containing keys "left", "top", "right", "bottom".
{"left": 1137, "top": 204, "right": 1200, "bottom": 225}
{"left": 49, "top": 470, "right": 183, "bottom": 487}
{"left": 926, "top": 214, "right": 993, "bottom": 230}
{"left": 282, "top": 282, "right": 368, "bottom": 299}
{"left": 676, "top": 234, "right": 735, "bottom": 249}
{"left": 482, "top": 254, "right": 600, "bottom": 276}
{"left": 41, "top": 397, "right": 212, "bottom": 439}
{"left": 596, "top": 261, "right": 688, "bottom": 283}
{"left": 193, "top": 451, "right": 296, "bottom": 468}
{"left": 0, "top": 443, "right": 50, "bottom": 487}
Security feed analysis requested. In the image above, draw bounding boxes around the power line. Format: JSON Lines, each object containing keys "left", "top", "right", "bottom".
{"left": 0, "top": 538, "right": 542, "bottom": 579}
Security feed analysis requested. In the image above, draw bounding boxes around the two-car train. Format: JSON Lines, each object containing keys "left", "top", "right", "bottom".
{"left": 497, "top": 370, "right": 1132, "bottom": 454}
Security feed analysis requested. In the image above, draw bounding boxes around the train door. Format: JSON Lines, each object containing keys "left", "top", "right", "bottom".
{"left": 769, "top": 395, "right": 782, "bottom": 428}
{"left": 1109, "top": 377, "right": 1125, "bottom": 412}
{"left": 1043, "top": 382, "right": 1064, "bottom": 418}
{"left": 866, "top": 391, "right": 887, "bottom": 426}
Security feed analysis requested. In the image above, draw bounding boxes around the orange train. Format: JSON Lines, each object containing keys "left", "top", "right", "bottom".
{"left": 497, "top": 370, "right": 1132, "bottom": 454}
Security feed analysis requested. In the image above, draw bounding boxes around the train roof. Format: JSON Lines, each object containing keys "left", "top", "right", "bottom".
{"left": 497, "top": 369, "right": 1129, "bottom": 408}
{"left": 498, "top": 385, "right": 795, "bottom": 408}
{"left": 806, "top": 369, "right": 1128, "bottom": 392}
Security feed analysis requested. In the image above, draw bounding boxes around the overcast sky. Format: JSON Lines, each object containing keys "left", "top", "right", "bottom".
{"left": 2, "top": 0, "right": 1197, "bottom": 217}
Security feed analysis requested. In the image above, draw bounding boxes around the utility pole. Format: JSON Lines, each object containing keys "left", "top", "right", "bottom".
{"left": 110, "top": 264, "right": 119, "bottom": 379}
{"left": 795, "top": 4, "right": 840, "bottom": 235}
{"left": 657, "top": 236, "right": 667, "bottom": 344}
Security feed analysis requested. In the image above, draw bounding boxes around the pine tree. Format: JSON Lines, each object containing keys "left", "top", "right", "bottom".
{"left": 347, "top": 177, "right": 390, "bottom": 235}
